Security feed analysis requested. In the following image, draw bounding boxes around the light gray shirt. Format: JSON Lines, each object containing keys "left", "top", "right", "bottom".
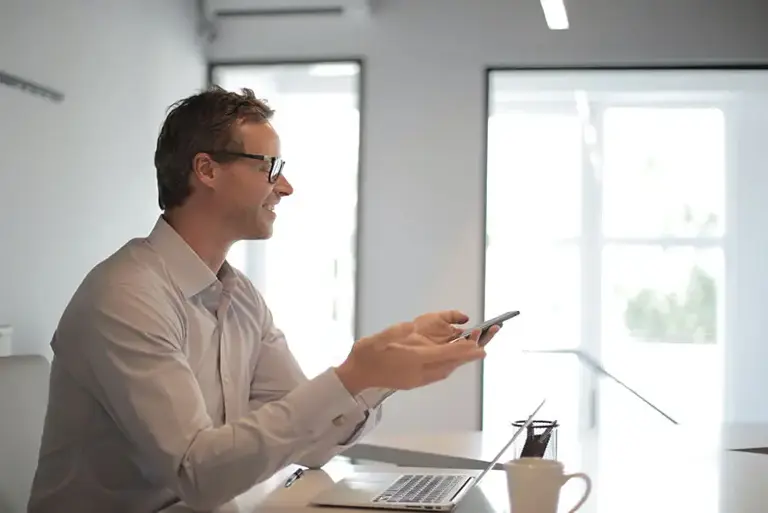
{"left": 28, "top": 217, "right": 387, "bottom": 513}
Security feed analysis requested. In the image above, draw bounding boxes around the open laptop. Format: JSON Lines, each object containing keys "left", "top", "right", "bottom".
{"left": 310, "top": 399, "right": 546, "bottom": 511}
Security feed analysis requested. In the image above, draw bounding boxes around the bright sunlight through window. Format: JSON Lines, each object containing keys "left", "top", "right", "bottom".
{"left": 481, "top": 69, "right": 754, "bottom": 513}
{"left": 211, "top": 62, "right": 361, "bottom": 379}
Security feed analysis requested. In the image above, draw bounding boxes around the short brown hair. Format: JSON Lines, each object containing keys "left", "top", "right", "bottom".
{"left": 154, "top": 85, "right": 275, "bottom": 210}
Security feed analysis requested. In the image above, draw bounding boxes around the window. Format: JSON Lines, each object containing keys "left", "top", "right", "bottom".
{"left": 211, "top": 61, "right": 361, "bottom": 379}
{"left": 481, "top": 68, "right": 768, "bottom": 512}
{"left": 483, "top": 98, "right": 585, "bottom": 469}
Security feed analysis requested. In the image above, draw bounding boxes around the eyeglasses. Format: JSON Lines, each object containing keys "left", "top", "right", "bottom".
{"left": 205, "top": 150, "right": 285, "bottom": 183}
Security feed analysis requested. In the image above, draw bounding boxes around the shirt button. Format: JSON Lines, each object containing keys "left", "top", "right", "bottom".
{"left": 332, "top": 415, "right": 346, "bottom": 427}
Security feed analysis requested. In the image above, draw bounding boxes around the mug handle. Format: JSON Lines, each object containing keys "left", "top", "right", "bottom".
{"left": 562, "top": 472, "right": 592, "bottom": 512}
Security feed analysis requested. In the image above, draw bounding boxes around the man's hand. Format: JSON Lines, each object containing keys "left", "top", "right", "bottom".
{"left": 413, "top": 310, "right": 467, "bottom": 343}
{"left": 335, "top": 314, "right": 486, "bottom": 395}
{"left": 414, "top": 310, "right": 503, "bottom": 348}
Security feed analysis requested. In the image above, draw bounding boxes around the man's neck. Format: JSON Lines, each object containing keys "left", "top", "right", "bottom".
{"left": 162, "top": 208, "right": 233, "bottom": 274}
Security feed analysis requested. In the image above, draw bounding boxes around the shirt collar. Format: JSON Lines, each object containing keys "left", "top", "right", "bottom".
{"left": 147, "top": 216, "right": 237, "bottom": 298}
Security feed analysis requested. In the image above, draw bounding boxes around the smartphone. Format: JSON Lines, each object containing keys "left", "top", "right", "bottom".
{"left": 454, "top": 310, "right": 520, "bottom": 346}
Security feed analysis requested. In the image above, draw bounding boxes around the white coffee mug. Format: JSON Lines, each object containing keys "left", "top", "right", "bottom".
{"left": 504, "top": 458, "right": 591, "bottom": 513}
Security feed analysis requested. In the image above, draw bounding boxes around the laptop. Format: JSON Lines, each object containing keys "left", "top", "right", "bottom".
{"left": 310, "top": 399, "right": 546, "bottom": 511}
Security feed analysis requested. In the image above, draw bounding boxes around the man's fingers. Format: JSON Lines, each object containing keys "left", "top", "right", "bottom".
{"left": 422, "top": 353, "right": 482, "bottom": 381}
{"left": 437, "top": 310, "right": 470, "bottom": 325}
{"left": 427, "top": 325, "right": 465, "bottom": 345}
{"left": 411, "top": 337, "right": 486, "bottom": 364}
{"left": 478, "top": 324, "right": 502, "bottom": 347}
{"left": 447, "top": 337, "right": 486, "bottom": 358}
{"left": 463, "top": 328, "right": 482, "bottom": 345}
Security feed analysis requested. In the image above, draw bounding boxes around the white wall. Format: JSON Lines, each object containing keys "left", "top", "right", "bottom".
{"left": 0, "top": 0, "right": 205, "bottom": 358}
{"left": 207, "top": 0, "right": 768, "bottom": 433}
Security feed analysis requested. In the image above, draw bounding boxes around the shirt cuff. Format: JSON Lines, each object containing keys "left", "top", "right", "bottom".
{"left": 338, "top": 410, "right": 370, "bottom": 445}
{"left": 290, "top": 367, "right": 361, "bottom": 436}
{"left": 357, "top": 388, "right": 394, "bottom": 410}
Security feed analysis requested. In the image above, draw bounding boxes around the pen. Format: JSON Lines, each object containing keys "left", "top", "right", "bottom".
{"left": 284, "top": 468, "right": 305, "bottom": 488}
{"left": 538, "top": 421, "right": 557, "bottom": 444}
{"left": 536, "top": 421, "right": 557, "bottom": 456}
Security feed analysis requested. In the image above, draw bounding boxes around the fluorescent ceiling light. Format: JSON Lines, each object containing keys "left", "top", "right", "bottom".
{"left": 540, "top": 0, "right": 569, "bottom": 30}
{"left": 308, "top": 63, "right": 360, "bottom": 77}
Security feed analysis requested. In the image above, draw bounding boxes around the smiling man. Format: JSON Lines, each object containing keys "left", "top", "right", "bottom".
{"left": 27, "top": 86, "right": 496, "bottom": 513}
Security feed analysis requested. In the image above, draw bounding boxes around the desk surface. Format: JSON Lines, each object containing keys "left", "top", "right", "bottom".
{"left": 163, "top": 423, "right": 768, "bottom": 513}
{"left": 344, "top": 422, "right": 768, "bottom": 468}
{"left": 163, "top": 451, "right": 768, "bottom": 513}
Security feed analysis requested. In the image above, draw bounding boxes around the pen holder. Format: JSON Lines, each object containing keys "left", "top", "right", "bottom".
{"left": 512, "top": 420, "right": 559, "bottom": 460}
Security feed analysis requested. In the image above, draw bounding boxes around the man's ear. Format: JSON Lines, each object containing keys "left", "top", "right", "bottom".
{"left": 192, "top": 152, "right": 217, "bottom": 189}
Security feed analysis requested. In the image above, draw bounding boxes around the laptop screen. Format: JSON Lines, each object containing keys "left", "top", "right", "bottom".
{"left": 468, "top": 398, "right": 546, "bottom": 487}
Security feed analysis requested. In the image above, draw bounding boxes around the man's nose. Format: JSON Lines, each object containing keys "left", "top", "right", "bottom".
{"left": 275, "top": 174, "right": 294, "bottom": 197}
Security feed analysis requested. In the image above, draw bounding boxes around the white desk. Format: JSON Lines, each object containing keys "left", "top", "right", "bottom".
{"left": 343, "top": 422, "right": 768, "bottom": 469}
{"left": 161, "top": 452, "right": 768, "bottom": 513}
{"left": 162, "top": 424, "right": 768, "bottom": 513}
{"left": 346, "top": 423, "right": 768, "bottom": 513}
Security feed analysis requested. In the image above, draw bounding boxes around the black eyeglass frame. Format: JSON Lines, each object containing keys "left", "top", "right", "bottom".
{"left": 204, "top": 150, "right": 285, "bottom": 183}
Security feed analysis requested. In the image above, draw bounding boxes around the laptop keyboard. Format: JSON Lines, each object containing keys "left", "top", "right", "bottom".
{"left": 372, "top": 474, "right": 465, "bottom": 504}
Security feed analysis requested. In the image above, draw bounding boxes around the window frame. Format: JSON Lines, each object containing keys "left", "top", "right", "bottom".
{"left": 481, "top": 67, "right": 737, "bottom": 430}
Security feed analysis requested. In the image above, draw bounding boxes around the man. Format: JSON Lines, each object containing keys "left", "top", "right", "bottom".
{"left": 28, "top": 86, "right": 498, "bottom": 512}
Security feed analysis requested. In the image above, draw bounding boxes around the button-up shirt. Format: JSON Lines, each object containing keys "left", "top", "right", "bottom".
{"left": 28, "top": 217, "right": 388, "bottom": 513}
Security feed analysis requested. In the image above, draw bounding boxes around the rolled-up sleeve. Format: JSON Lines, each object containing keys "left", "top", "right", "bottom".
{"left": 57, "top": 281, "right": 365, "bottom": 511}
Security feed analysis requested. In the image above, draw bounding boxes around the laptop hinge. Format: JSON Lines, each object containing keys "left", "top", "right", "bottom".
{"left": 448, "top": 476, "right": 475, "bottom": 502}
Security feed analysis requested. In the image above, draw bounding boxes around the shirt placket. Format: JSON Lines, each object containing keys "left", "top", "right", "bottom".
{"left": 215, "top": 291, "right": 235, "bottom": 423}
